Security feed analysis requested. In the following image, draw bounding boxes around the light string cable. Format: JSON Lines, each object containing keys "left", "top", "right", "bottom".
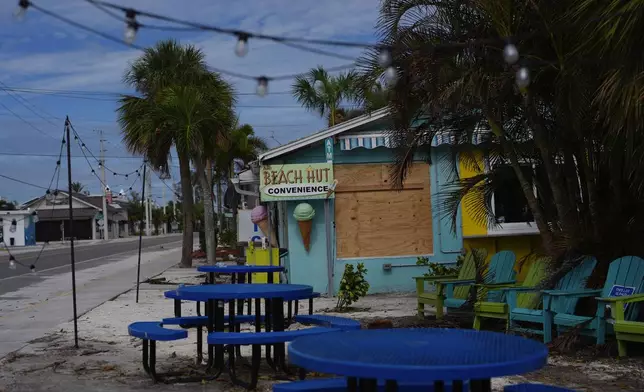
{"left": 3, "top": 122, "right": 66, "bottom": 272}
{"left": 67, "top": 121, "right": 144, "bottom": 193}
{"left": 18, "top": 1, "right": 397, "bottom": 94}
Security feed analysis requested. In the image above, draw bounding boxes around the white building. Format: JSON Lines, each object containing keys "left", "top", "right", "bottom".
{"left": 0, "top": 210, "right": 37, "bottom": 247}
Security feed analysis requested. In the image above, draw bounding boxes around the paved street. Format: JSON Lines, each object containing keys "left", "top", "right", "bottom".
{"left": 0, "top": 234, "right": 181, "bottom": 295}
{"left": 0, "top": 233, "right": 187, "bottom": 359}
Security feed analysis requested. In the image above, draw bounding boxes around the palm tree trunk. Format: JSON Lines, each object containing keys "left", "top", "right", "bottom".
{"left": 206, "top": 160, "right": 217, "bottom": 251}
{"left": 194, "top": 158, "right": 216, "bottom": 264}
{"left": 178, "top": 150, "right": 194, "bottom": 268}
{"left": 217, "top": 180, "right": 224, "bottom": 231}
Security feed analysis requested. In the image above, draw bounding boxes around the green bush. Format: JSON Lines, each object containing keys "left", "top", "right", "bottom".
{"left": 416, "top": 251, "right": 466, "bottom": 277}
{"left": 336, "top": 263, "right": 370, "bottom": 310}
{"left": 218, "top": 228, "right": 237, "bottom": 248}
{"left": 199, "top": 230, "right": 206, "bottom": 252}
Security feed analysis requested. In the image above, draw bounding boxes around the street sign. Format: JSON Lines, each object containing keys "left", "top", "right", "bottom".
{"left": 60, "top": 223, "right": 64, "bottom": 231}
{"left": 97, "top": 219, "right": 104, "bottom": 227}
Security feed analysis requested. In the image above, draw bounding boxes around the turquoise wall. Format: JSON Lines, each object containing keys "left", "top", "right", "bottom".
{"left": 267, "top": 133, "right": 463, "bottom": 294}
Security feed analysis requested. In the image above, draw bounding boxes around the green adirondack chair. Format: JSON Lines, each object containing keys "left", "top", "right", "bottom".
{"left": 438, "top": 250, "right": 517, "bottom": 315}
{"left": 508, "top": 256, "right": 597, "bottom": 343}
{"left": 414, "top": 250, "right": 481, "bottom": 319}
{"left": 544, "top": 256, "right": 644, "bottom": 345}
{"left": 611, "top": 282, "right": 644, "bottom": 357}
{"left": 472, "top": 256, "right": 548, "bottom": 331}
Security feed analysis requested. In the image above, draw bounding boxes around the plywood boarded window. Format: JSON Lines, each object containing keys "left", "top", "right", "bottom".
{"left": 334, "top": 163, "right": 433, "bottom": 258}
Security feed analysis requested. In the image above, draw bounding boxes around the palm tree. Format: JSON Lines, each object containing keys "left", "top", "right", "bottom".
{"left": 71, "top": 182, "right": 85, "bottom": 193}
{"left": 216, "top": 121, "right": 267, "bottom": 230}
{"left": 118, "top": 39, "right": 215, "bottom": 267}
{"left": 292, "top": 67, "right": 358, "bottom": 127}
{"left": 361, "top": 0, "right": 644, "bottom": 287}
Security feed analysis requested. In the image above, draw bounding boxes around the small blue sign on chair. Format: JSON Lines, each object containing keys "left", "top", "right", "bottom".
{"left": 609, "top": 285, "right": 635, "bottom": 312}
{"left": 609, "top": 285, "right": 635, "bottom": 297}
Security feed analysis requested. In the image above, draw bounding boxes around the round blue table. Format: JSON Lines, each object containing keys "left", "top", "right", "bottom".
{"left": 288, "top": 329, "right": 548, "bottom": 392}
{"left": 176, "top": 283, "right": 314, "bottom": 377}
{"left": 198, "top": 264, "right": 284, "bottom": 285}
{"left": 176, "top": 284, "right": 311, "bottom": 301}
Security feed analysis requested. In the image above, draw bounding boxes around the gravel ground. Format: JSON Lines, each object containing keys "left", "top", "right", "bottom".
{"left": 1, "top": 266, "right": 643, "bottom": 391}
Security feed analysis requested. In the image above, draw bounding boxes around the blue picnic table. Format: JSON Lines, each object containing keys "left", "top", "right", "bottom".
{"left": 288, "top": 329, "right": 548, "bottom": 392}
{"left": 198, "top": 264, "right": 285, "bottom": 284}
{"left": 175, "top": 283, "right": 316, "bottom": 386}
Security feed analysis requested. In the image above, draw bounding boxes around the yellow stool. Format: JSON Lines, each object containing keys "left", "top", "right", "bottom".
{"left": 245, "top": 247, "right": 280, "bottom": 283}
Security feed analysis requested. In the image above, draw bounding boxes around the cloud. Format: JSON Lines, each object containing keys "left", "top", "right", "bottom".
{"left": 0, "top": 0, "right": 379, "bottom": 201}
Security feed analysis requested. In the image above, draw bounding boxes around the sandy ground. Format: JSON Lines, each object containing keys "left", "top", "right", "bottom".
{"left": 1, "top": 265, "right": 643, "bottom": 391}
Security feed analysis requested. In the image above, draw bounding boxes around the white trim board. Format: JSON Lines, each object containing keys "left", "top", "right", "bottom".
{"left": 259, "top": 108, "right": 390, "bottom": 162}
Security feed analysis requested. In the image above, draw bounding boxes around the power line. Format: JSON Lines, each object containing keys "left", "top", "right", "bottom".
{"left": 0, "top": 101, "right": 57, "bottom": 139}
{"left": 0, "top": 86, "right": 294, "bottom": 96}
{"left": 0, "top": 173, "right": 50, "bottom": 190}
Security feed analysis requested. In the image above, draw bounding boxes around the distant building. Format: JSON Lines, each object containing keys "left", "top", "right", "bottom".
{"left": 0, "top": 210, "right": 37, "bottom": 246}
{"left": 22, "top": 191, "right": 129, "bottom": 242}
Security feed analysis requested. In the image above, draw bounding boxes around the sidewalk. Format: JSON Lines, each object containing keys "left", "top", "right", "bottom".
{"left": 0, "top": 241, "right": 184, "bottom": 360}
{"left": 1, "top": 233, "right": 180, "bottom": 255}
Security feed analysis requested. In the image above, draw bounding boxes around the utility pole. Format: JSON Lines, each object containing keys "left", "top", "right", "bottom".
{"left": 159, "top": 168, "right": 171, "bottom": 235}
{"left": 145, "top": 165, "right": 151, "bottom": 236}
{"left": 97, "top": 130, "right": 109, "bottom": 241}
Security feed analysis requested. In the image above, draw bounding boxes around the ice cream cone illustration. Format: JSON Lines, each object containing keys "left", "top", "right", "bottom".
{"left": 251, "top": 205, "right": 278, "bottom": 247}
{"left": 293, "top": 203, "right": 315, "bottom": 252}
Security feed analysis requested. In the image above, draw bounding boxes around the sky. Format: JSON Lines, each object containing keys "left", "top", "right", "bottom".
{"left": 0, "top": 0, "right": 380, "bottom": 204}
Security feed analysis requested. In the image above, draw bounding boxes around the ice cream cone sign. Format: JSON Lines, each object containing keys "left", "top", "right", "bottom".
{"left": 293, "top": 202, "right": 315, "bottom": 252}
{"left": 250, "top": 205, "right": 278, "bottom": 247}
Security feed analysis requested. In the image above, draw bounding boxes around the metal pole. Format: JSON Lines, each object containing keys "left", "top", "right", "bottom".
{"left": 145, "top": 166, "right": 151, "bottom": 236}
{"left": 65, "top": 117, "right": 79, "bottom": 348}
{"left": 98, "top": 130, "right": 109, "bottom": 240}
{"left": 162, "top": 185, "right": 166, "bottom": 234}
{"left": 136, "top": 163, "right": 147, "bottom": 303}
{"left": 324, "top": 199, "right": 333, "bottom": 296}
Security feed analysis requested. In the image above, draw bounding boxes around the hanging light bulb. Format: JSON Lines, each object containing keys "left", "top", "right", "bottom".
{"left": 91, "top": 169, "right": 95, "bottom": 174}
{"left": 98, "top": 162, "right": 102, "bottom": 168}
{"left": 378, "top": 47, "right": 392, "bottom": 68}
{"left": 125, "top": 174, "right": 128, "bottom": 179}
{"left": 10, "top": 219, "right": 17, "bottom": 233}
{"left": 113, "top": 172, "right": 117, "bottom": 176}
{"left": 235, "top": 33, "right": 249, "bottom": 57}
{"left": 74, "top": 135, "right": 78, "bottom": 141}
{"left": 30, "top": 264, "right": 36, "bottom": 273}
{"left": 45, "top": 189, "right": 53, "bottom": 201}
{"left": 9, "top": 255, "right": 16, "bottom": 270}
{"left": 32, "top": 211, "right": 39, "bottom": 223}
{"left": 256, "top": 77, "right": 269, "bottom": 97}
{"left": 516, "top": 67, "right": 530, "bottom": 89}
{"left": 124, "top": 9, "right": 139, "bottom": 45}
{"left": 56, "top": 160, "right": 61, "bottom": 166}
{"left": 503, "top": 43, "right": 520, "bottom": 65}
{"left": 384, "top": 66, "right": 398, "bottom": 86}
{"left": 14, "top": 0, "right": 29, "bottom": 21}
{"left": 81, "top": 143, "right": 86, "bottom": 149}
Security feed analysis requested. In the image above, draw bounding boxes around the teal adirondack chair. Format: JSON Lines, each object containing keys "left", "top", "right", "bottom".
{"left": 543, "top": 256, "right": 644, "bottom": 345}
{"left": 503, "top": 256, "right": 597, "bottom": 343}
{"left": 440, "top": 250, "right": 517, "bottom": 313}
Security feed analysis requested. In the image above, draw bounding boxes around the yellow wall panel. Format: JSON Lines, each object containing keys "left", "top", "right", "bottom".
{"left": 463, "top": 235, "right": 543, "bottom": 281}
{"left": 458, "top": 151, "right": 488, "bottom": 237}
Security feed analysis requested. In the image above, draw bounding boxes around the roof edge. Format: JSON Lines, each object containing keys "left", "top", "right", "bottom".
{"left": 259, "top": 107, "right": 390, "bottom": 162}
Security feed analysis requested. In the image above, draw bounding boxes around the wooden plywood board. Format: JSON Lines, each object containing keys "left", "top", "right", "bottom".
{"left": 334, "top": 163, "right": 433, "bottom": 258}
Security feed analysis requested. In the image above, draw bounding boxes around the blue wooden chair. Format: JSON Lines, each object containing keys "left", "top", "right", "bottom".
{"left": 440, "top": 250, "right": 517, "bottom": 312}
{"left": 543, "top": 256, "right": 644, "bottom": 344}
{"left": 503, "top": 256, "right": 597, "bottom": 343}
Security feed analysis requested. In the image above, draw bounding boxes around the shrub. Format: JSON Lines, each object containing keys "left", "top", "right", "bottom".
{"left": 416, "top": 251, "right": 466, "bottom": 277}
{"left": 218, "top": 228, "right": 237, "bottom": 248}
{"left": 336, "top": 263, "right": 370, "bottom": 310}
{"left": 199, "top": 230, "right": 206, "bottom": 252}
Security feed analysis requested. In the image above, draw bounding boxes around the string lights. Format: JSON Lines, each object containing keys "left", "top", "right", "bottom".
{"left": 68, "top": 120, "right": 144, "bottom": 195}
{"left": 502, "top": 43, "right": 530, "bottom": 89}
